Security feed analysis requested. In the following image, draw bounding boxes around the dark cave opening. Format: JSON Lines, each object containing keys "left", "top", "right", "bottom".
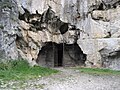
{"left": 56, "top": 44, "right": 63, "bottom": 67}
{"left": 36, "top": 42, "right": 86, "bottom": 67}
{"left": 59, "top": 23, "right": 69, "bottom": 34}
{"left": 98, "top": 3, "right": 104, "bottom": 10}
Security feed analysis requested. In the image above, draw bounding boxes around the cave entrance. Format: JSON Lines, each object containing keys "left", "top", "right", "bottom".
{"left": 36, "top": 42, "right": 86, "bottom": 67}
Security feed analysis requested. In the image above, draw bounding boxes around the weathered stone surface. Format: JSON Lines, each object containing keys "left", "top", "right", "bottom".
{"left": 0, "top": 0, "right": 18, "bottom": 60}
{"left": 17, "top": 19, "right": 79, "bottom": 63}
{"left": 1, "top": 0, "right": 120, "bottom": 69}
{"left": 15, "top": 0, "right": 120, "bottom": 69}
{"left": 78, "top": 38, "right": 120, "bottom": 70}
{"left": 19, "top": 21, "right": 31, "bottom": 30}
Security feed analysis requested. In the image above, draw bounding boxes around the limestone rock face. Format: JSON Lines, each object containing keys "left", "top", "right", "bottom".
{"left": 1, "top": 0, "right": 120, "bottom": 69}
{"left": 16, "top": 0, "right": 120, "bottom": 70}
{"left": 17, "top": 13, "right": 79, "bottom": 66}
{"left": 0, "top": 0, "right": 18, "bottom": 60}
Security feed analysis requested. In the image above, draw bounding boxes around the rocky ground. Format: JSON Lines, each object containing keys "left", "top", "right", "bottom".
{"left": 0, "top": 67, "right": 120, "bottom": 90}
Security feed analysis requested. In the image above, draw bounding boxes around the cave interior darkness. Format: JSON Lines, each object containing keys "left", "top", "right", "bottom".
{"left": 36, "top": 42, "right": 86, "bottom": 67}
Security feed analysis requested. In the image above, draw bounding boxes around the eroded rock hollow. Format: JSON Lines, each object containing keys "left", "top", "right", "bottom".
{"left": 36, "top": 42, "right": 86, "bottom": 67}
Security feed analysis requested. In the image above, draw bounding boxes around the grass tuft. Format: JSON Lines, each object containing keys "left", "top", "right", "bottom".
{"left": 0, "top": 60, "right": 59, "bottom": 81}
{"left": 77, "top": 67, "right": 120, "bottom": 75}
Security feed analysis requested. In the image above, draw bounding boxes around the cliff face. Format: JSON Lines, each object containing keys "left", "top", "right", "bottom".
{"left": 0, "top": 0, "right": 18, "bottom": 60}
{"left": 1, "top": 0, "right": 120, "bottom": 70}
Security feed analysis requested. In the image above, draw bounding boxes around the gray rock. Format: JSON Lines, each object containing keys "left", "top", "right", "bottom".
{"left": 0, "top": 0, "right": 18, "bottom": 60}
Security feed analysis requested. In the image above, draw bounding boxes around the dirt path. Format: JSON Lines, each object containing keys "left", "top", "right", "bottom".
{"left": 1, "top": 67, "right": 120, "bottom": 90}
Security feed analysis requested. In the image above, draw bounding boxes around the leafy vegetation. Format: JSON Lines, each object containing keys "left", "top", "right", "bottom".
{"left": 0, "top": 60, "right": 59, "bottom": 81}
{"left": 77, "top": 67, "right": 120, "bottom": 75}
